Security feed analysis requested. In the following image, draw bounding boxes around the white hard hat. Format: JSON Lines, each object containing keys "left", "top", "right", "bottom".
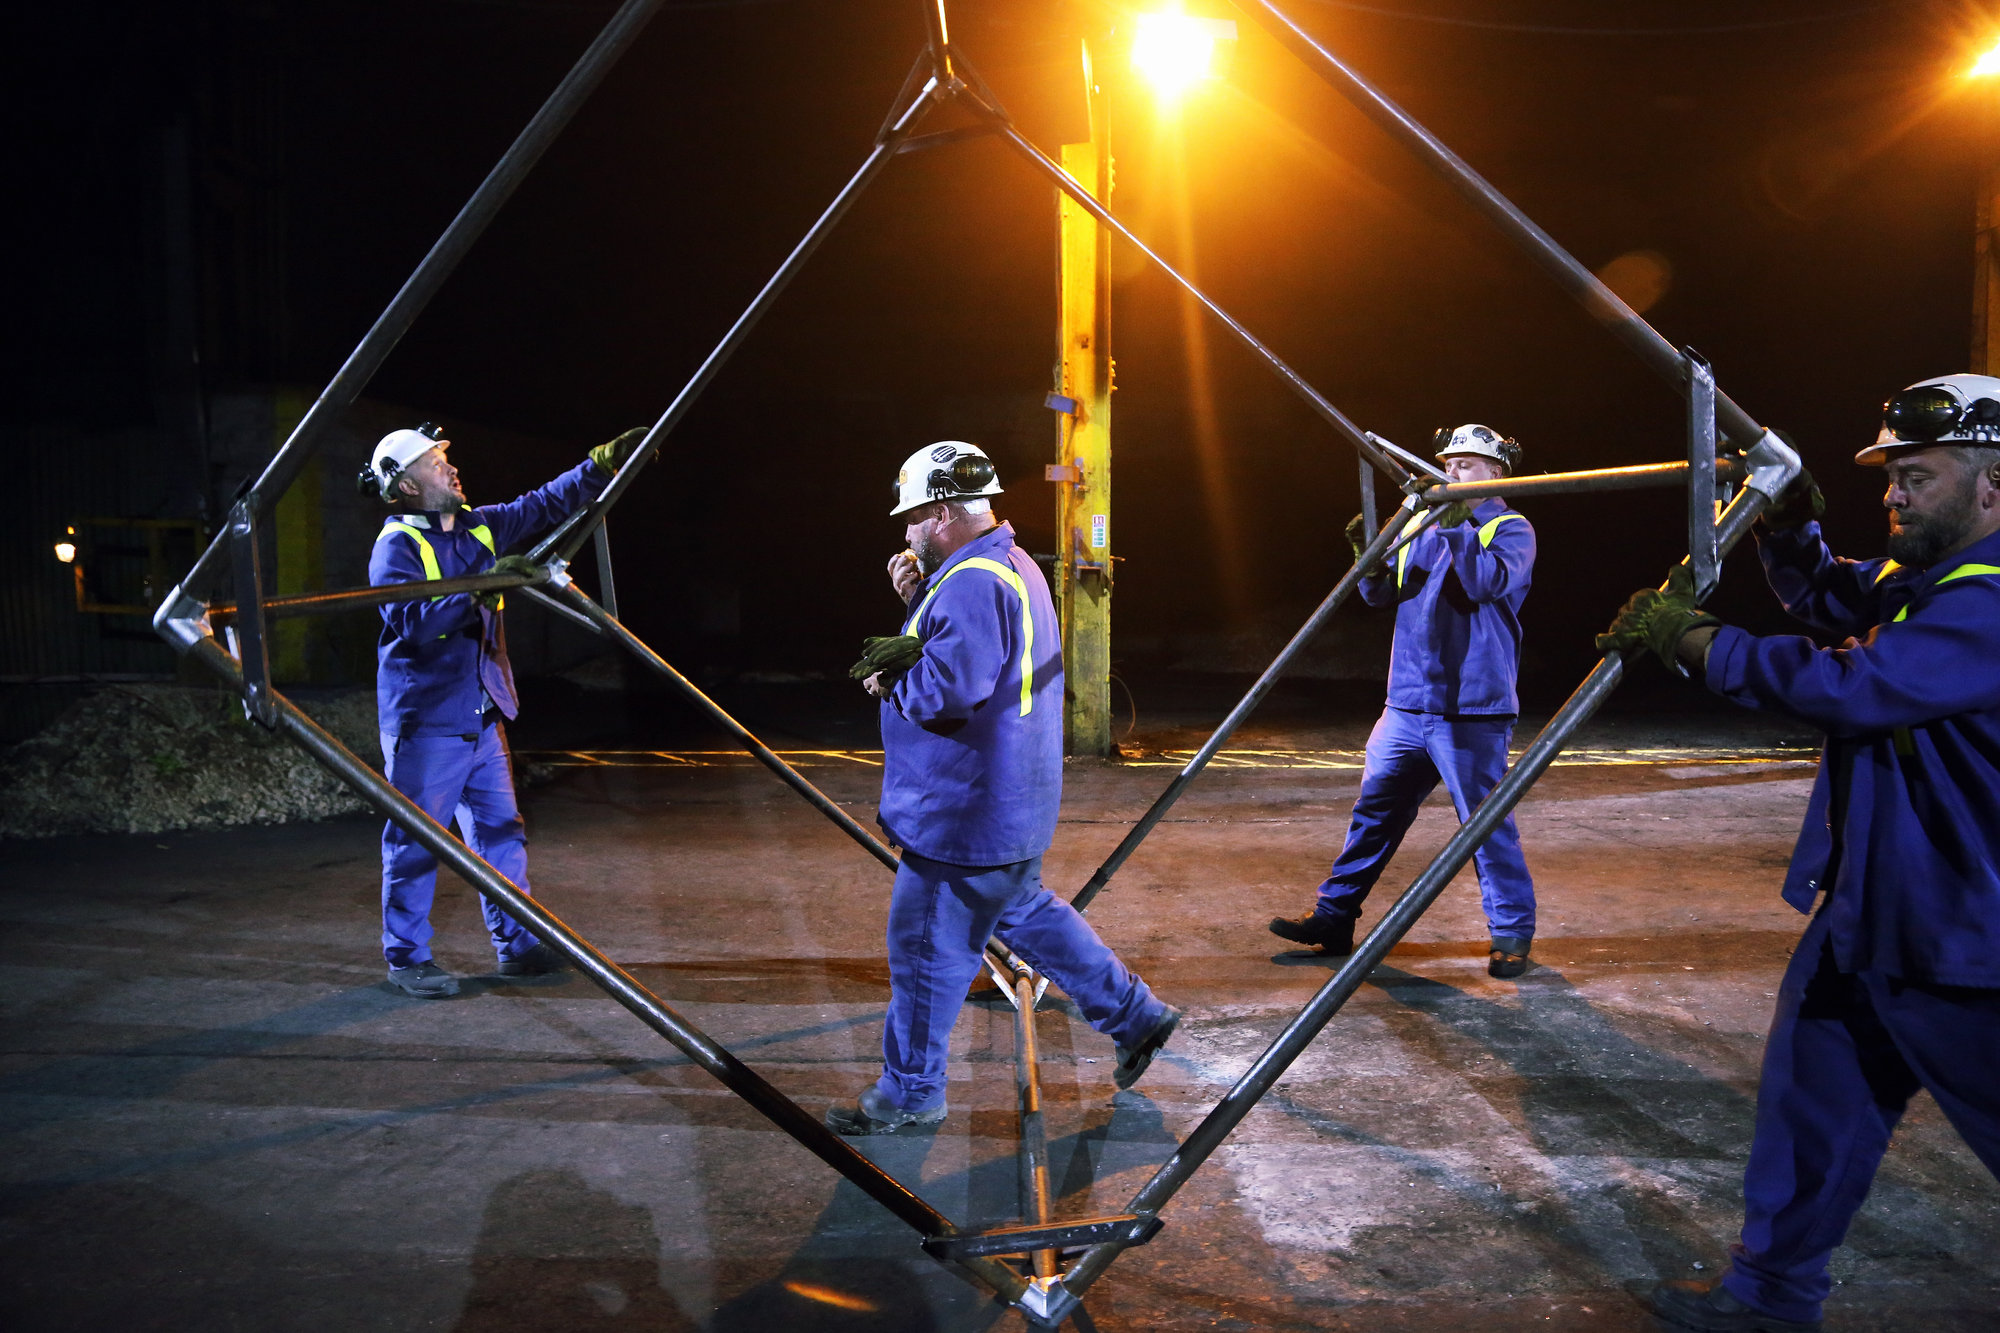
{"left": 359, "top": 422, "right": 445, "bottom": 498}
{"left": 891, "top": 440, "right": 1003, "bottom": 516}
{"left": 1859, "top": 373, "right": 2000, "bottom": 464}
{"left": 1433, "top": 423, "right": 1522, "bottom": 473}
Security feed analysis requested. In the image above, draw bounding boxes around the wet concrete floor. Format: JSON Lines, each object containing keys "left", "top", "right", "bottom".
{"left": 3, "top": 707, "right": 1997, "bottom": 1331}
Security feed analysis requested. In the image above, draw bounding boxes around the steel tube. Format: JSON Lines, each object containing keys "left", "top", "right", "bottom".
{"left": 594, "top": 521, "right": 619, "bottom": 619}
{"left": 1420, "top": 457, "right": 1745, "bottom": 504}
{"left": 172, "top": 0, "right": 668, "bottom": 603}
{"left": 973, "top": 110, "right": 1403, "bottom": 484}
{"left": 1011, "top": 959, "right": 1057, "bottom": 1282}
{"left": 165, "top": 631, "right": 955, "bottom": 1238}
{"left": 1070, "top": 500, "right": 1433, "bottom": 912}
{"left": 533, "top": 62, "right": 938, "bottom": 566}
{"left": 1056, "top": 482, "right": 1782, "bottom": 1309}
{"left": 210, "top": 571, "right": 541, "bottom": 621}
{"left": 1235, "top": 0, "right": 1765, "bottom": 451}
{"left": 551, "top": 583, "right": 902, "bottom": 871}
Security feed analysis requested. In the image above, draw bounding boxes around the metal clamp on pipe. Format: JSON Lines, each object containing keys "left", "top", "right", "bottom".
{"left": 1740, "top": 427, "right": 1803, "bottom": 502}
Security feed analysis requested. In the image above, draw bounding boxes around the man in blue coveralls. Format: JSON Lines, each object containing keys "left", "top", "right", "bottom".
{"left": 360, "top": 420, "right": 645, "bottom": 999}
{"left": 825, "top": 441, "right": 1181, "bottom": 1135}
{"left": 1269, "top": 424, "right": 1542, "bottom": 978}
{"left": 1598, "top": 374, "right": 2000, "bottom": 1333}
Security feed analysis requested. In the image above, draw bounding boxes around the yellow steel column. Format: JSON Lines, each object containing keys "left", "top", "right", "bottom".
{"left": 1056, "top": 46, "right": 1114, "bottom": 756}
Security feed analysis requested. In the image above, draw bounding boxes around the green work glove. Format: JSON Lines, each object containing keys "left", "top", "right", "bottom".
{"left": 589, "top": 428, "right": 651, "bottom": 475}
{"left": 849, "top": 634, "right": 922, "bottom": 683}
{"left": 1593, "top": 565, "right": 1722, "bottom": 672}
{"left": 1757, "top": 463, "right": 1825, "bottom": 532}
{"left": 1344, "top": 513, "right": 1369, "bottom": 562}
{"left": 1434, "top": 501, "right": 1475, "bottom": 529}
{"left": 475, "top": 554, "right": 542, "bottom": 610}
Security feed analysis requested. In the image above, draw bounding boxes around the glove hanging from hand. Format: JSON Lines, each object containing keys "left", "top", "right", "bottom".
{"left": 1757, "top": 461, "right": 1825, "bottom": 532}
{"left": 475, "top": 553, "right": 542, "bottom": 611}
{"left": 1434, "top": 501, "right": 1476, "bottom": 529}
{"left": 589, "top": 428, "right": 652, "bottom": 475}
{"left": 1344, "top": 513, "right": 1370, "bottom": 563}
{"left": 1594, "top": 564, "right": 1721, "bottom": 672}
{"left": 849, "top": 634, "right": 922, "bottom": 684}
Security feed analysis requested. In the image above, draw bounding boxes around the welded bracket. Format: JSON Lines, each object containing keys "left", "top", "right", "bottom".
{"left": 1685, "top": 347, "right": 1719, "bottom": 597}
{"left": 922, "top": 1213, "right": 1160, "bottom": 1262}
{"left": 227, "top": 500, "right": 279, "bottom": 728}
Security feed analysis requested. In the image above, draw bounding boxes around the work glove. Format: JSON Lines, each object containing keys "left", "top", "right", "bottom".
{"left": 1593, "top": 565, "right": 1722, "bottom": 673}
{"left": 475, "top": 554, "right": 542, "bottom": 610}
{"left": 849, "top": 634, "right": 922, "bottom": 684}
{"left": 589, "top": 428, "right": 652, "bottom": 475}
{"left": 1344, "top": 513, "right": 1369, "bottom": 562}
{"left": 1434, "top": 501, "right": 1476, "bottom": 529}
{"left": 1757, "top": 463, "right": 1824, "bottom": 532}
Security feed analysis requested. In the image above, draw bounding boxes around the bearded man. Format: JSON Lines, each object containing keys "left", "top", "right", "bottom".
{"left": 1596, "top": 375, "right": 2000, "bottom": 1333}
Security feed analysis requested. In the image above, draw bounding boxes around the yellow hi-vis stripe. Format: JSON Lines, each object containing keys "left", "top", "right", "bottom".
{"left": 1884, "top": 561, "right": 2000, "bottom": 756}
{"left": 1396, "top": 511, "right": 1525, "bottom": 587}
{"left": 379, "top": 521, "right": 501, "bottom": 632}
{"left": 1890, "top": 561, "right": 2000, "bottom": 622}
{"left": 1479, "top": 513, "right": 1526, "bottom": 548}
{"left": 901, "top": 555, "right": 1035, "bottom": 716}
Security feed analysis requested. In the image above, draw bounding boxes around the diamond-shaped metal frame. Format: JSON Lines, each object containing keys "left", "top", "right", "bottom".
{"left": 153, "top": 2, "right": 1797, "bottom": 1325}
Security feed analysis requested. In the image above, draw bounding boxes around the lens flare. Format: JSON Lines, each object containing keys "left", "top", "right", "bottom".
{"left": 1973, "top": 39, "right": 2000, "bottom": 78}
{"left": 1132, "top": 10, "right": 1235, "bottom": 100}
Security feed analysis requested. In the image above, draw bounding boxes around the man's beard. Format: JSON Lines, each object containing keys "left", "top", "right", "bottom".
{"left": 1886, "top": 477, "right": 1979, "bottom": 568}
{"left": 909, "top": 530, "right": 942, "bottom": 573}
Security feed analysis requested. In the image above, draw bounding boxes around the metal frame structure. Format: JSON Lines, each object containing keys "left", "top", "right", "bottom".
{"left": 152, "top": 1, "right": 1797, "bottom": 1326}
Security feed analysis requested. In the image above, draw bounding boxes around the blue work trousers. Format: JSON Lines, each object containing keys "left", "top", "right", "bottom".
{"left": 379, "top": 722, "right": 541, "bottom": 969}
{"left": 1313, "top": 707, "right": 1536, "bottom": 939}
{"left": 877, "top": 850, "right": 1166, "bottom": 1113}
{"left": 1722, "top": 908, "right": 2000, "bottom": 1324}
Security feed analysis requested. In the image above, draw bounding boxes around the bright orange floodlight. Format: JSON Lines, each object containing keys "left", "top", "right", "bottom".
{"left": 1972, "top": 38, "right": 2000, "bottom": 78}
{"left": 1132, "top": 9, "right": 1237, "bottom": 100}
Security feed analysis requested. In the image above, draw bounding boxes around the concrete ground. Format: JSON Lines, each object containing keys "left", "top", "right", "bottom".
{"left": 3, "top": 697, "right": 1998, "bottom": 1331}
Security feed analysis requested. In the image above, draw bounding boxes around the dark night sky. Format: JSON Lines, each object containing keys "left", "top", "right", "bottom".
{"left": 12, "top": 0, "right": 2000, "bottom": 704}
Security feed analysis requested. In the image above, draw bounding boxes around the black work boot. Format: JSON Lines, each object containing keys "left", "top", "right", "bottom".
{"left": 1113, "top": 1006, "right": 1181, "bottom": 1090}
{"left": 1268, "top": 913, "right": 1355, "bottom": 954}
{"left": 1488, "top": 935, "right": 1532, "bottom": 978}
{"left": 1646, "top": 1280, "right": 1822, "bottom": 1332}
{"left": 825, "top": 1085, "right": 947, "bottom": 1136}
{"left": 387, "top": 961, "right": 460, "bottom": 999}
{"left": 497, "top": 942, "right": 569, "bottom": 977}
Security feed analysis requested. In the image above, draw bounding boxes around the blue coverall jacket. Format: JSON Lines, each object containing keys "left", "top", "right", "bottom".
{"left": 1710, "top": 521, "right": 2000, "bottom": 987}
{"left": 1361, "top": 498, "right": 1535, "bottom": 715}
{"left": 369, "top": 459, "right": 609, "bottom": 738}
{"left": 877, "top": 522, "right": 1063, "bottom": 866}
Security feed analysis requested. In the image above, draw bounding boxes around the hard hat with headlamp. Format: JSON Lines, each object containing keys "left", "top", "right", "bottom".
{"left": 1857, "top": 374, "right": 2000, "bottom": 464}
{"left": 1432, "top": 423, "right": 1522, "bottom": 474}
{"left": 891, "top": 440, "right": 1004, "bottom": 516}
{"left": 357, "top": 422, "right": 445, "bottom": 499}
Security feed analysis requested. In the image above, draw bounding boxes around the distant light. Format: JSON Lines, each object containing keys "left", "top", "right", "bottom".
{"left": 780, "top": 1281, "right": 876, "bottom": 1312}
{"left": 54, "top": 541, "right": 76, "bottom": 564}
{"left": 1972, "top": 39, "right": 2000, "bottom": 78}
{"left": 1132, "top": 9, "right": 1237, "bottom": 100}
